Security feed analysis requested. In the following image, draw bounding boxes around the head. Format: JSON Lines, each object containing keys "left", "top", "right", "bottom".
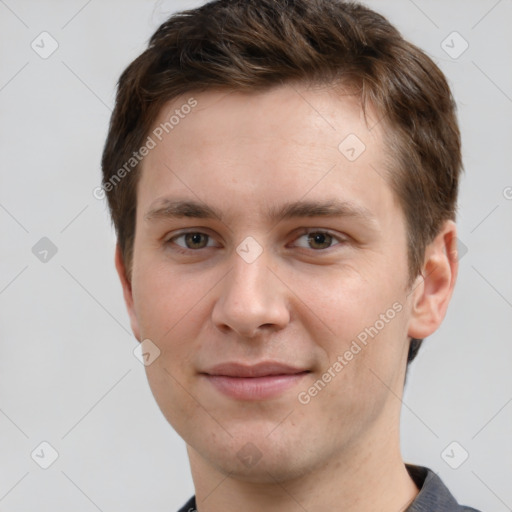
{"left": 102, "top": 0, "right": 461, "bottom": 483}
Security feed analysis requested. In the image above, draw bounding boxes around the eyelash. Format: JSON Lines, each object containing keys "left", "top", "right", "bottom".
{"left": 166, "top": 229, "right": 346, "bottom": 254}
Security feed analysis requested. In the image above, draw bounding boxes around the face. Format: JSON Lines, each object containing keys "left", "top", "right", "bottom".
{"left": 118, "top": 84, "right": 453, "bottom": 483}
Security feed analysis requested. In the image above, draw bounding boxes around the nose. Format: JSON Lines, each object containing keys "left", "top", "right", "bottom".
{"left": 211, "top": 250, "right": 290, "bottom": 338}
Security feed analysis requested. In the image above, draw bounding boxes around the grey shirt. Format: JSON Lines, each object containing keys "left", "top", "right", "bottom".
{"left": 176, "top": 465, "right": 482, "bottom": 512}
{"left": 406, "top": 465, "right": 480, "bottom": 511}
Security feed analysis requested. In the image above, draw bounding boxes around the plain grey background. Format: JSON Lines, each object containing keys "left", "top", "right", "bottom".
{"left": 1, "top": 0, "right": 511, "bottom": 510}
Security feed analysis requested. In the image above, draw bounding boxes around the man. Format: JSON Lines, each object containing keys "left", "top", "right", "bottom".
{"left": 101, "top": 0, "right": 481, "bottom": 510}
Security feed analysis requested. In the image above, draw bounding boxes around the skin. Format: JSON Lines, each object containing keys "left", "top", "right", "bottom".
{"left": 116, "top": 84, "right": 458, "bottom": 512}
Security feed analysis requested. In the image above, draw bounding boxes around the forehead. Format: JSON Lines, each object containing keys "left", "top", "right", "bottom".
{"left": 149, "top": 84, "right": 377, "bottom": 154}
{"left": 137, "top": 84, "right": 398, "bottom": 223}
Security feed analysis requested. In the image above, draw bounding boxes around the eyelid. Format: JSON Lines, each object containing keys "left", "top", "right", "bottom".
{"left": 166, "top": 229, "right": 222, "bottom": 250}
{"left": 289, "top": 228, "right": 348, "bottom": 249}
{"left": 164, "top": 227, "right": 347, "bottom": 253}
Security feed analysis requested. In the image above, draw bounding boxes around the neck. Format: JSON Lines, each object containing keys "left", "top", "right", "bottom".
{"left": 187, "top": 423, "right": 419, "bottom": 512}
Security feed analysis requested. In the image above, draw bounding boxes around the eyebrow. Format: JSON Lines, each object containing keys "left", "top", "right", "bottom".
{"left": 144, "top": 198, "right": 376, "bottom": 225}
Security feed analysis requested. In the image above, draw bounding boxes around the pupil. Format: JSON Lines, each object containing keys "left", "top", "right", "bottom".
{"left": 309, "top": 232, "right": 331, "bottom": 249}
{"left": 187, "top": 233, "right": 206, "bottom": 248}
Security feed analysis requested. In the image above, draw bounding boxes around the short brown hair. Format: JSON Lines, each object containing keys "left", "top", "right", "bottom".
{"left": 101, "top": 0, "right": 462, "bottom": 363}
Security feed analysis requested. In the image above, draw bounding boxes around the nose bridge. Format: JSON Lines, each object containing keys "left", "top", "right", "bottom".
{"left": 231, "top": 250, "right": 269, "bottom": 299}
{"left": 212, "top": 243, "right": 289, "bottom": 335}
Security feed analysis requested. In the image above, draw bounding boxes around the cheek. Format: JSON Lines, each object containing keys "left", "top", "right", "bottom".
{"left": 131, "top": 262, "right": 214, "bottom": 435}
{"left": 131, "top": 257, "right": 210, "bottom": 338}
{"left": 292, "top": 264, "right": 410, "bottom": 402}
{"left": 300, "top": 305, "right": 409, "bottom": 431}
{"left": 292, "top": 264, "right": 402, "bottom": 341}
{"left": 144, "top": 357, "right": 205, "bottom": 442}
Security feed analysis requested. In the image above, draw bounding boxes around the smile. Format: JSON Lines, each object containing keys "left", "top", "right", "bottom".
{"left": 203, "top": 373, "right": 310, "bottom": 400}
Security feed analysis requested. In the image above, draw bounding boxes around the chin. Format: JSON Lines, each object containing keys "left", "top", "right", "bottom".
{"left": 194, "top": 435, "right": 319, "bottom": 484}
{"left": 214, "top": 454, "right": 313, "bottom": 484}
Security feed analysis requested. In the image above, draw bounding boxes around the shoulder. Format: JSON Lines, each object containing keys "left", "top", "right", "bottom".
{"left": 177, "top": 467, "right": 484, "bottom": 512}
{"left": 176, "top": 496, "right": 196, "bottom": 512}
{"left": 406, "top": 465, "right": 483, "bottom": 512}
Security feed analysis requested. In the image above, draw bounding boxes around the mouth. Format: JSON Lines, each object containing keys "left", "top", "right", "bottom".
{"left": 200, "top": 361, "right": 311, "bottom": 400}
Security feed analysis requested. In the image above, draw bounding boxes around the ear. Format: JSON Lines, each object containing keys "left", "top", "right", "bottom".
{"left": 115, "top": 243, "right": 141, "bottom": 342}
{"left": 407, "top": 220, "right": 459, "bottom": 339}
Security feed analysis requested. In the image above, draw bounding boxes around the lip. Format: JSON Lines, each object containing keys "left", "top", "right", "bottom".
{"left": 201, "top": 361, "right": 310, "bottom": 401}
{"left": 205, "top": 361, "right": 308, "bottom": 378}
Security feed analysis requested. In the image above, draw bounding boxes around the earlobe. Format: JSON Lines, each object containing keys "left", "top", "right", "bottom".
{"left": 114, "top": 244, "right": 141, "bottom": 341}
{"left": 407, "top": 220, "right": 459, "bottom": 340}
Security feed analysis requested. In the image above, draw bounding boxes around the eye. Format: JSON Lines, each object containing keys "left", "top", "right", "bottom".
{"left": 170, "top": 232, "right": 216, "bottom": 250}
{"left": 292, "top": 230, "right": 344, "bottom": 250}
